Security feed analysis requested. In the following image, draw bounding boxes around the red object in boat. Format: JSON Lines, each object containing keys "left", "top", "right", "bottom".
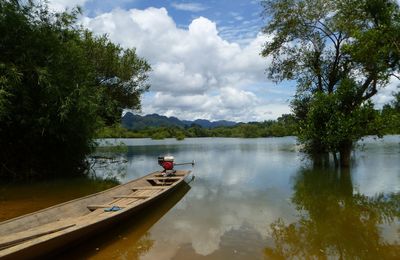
{"left": 158, "top": 156, "right": 175, "bottom": 171}
{"left": 161, "top": 161, "right": 174, "bottom": 170}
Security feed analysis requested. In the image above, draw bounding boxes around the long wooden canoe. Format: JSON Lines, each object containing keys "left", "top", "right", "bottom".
{"left": 0, "top": 170, "right": 192, "bottom": 259}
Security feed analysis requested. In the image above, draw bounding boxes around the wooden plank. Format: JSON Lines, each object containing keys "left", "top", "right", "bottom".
{"left": 112, "top": 195, "right": 149, "bottom": 199}
{"left": 0, "top": 224, "right": 76, "bottom": 250}
{"left": 146, "top": 177, "right": 181, "bottom": 181}
{"left": 131, "top": 186, "right": 166, "bottom": 190}
{"left": 146, "top": 179, "right": 170, "bottom": 186}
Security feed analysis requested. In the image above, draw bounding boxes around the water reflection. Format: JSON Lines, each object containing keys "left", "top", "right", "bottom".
{"left": 2, "top": 137, "right": 398, "bottom": 259}
{"left": 128, "top": 139, "right": 301, "bottom": 258}
{"left": 91, "top": 137, "right": 399, "bottom": 259}
{"left": 0, "top": 177, "right": 119, "bottom": 222}
{"left": 265, "top": 166, "right": 400, "bottom": 259}
{"left": 139, "top": 177, "right": 281, "bottom": 259}
{"left": 88, "top": 150, "right": 129, "bottom": 181}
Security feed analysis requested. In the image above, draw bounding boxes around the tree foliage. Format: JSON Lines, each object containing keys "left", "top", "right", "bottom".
{"left": 261, "top": 0, "right": 400, "bottom": 166}
{"left": 381, "top": 91, "right": 400, "bottom": 133}
{"left": 82, "top": 32, "right": 150, "bottom": 126}
{"left": 297, "top": 79, "right": 382, "bottom": 157}
{"left": 0, "top": 0, "right": 150, "bottom": 179}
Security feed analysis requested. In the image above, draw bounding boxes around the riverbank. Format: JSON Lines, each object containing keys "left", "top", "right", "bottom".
{"left": 96, "top": 119, "right": 298, "bottom": 139}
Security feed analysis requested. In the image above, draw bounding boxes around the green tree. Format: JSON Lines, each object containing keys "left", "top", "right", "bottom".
{"left": 0, "top": 1, "right": 150, "bottom": 179}
{"left": 261, "top": 0, "right": 400, "bottom": 166}
{"left": 82, "top": 32, "right": 150, "bottom": 126}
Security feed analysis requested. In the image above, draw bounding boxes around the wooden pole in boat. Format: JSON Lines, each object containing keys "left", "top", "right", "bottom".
{"left": 174, "top": 160, "right": 195, "bottom": 166}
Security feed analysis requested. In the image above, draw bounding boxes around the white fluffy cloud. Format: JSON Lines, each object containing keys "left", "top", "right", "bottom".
{"left": 81, "top": 7, "right": 281, "bottom": 121}
{"left": 58, "top": 4, "right": 397, "bottom": 121}
{"left": 142, "top": 87, "right": 265, "bottom": 122}
{"left": 372, "top": 76, "right": 400, "bottom": 107}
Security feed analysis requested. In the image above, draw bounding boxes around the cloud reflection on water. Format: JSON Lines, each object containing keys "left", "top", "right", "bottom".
{"left": 93, "top": 136, "right": 399, "bottom": 259}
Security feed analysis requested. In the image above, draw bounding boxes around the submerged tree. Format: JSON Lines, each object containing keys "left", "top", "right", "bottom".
{"left": 261, "top": 0, "right": 400, "bottom": 166}
{"left": 0, "top": 1, "right": 150, "bottom": 179}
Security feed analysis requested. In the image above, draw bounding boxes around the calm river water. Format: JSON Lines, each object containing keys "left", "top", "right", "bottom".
{"left": 1, "top": 136, "right": 399, "bottom": 259}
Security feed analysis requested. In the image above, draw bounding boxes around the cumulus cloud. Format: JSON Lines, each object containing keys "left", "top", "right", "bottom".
{"left": 142, "top": 87, "right": 267, "bottom": 122}
{"left": 150, "top": 62, "right": 206, "bottom": 94}
{"left": 81, "top": 7, "right": 278, "bottom": 121}
{"left": 39, "top": 2, "right": 400, "bottom": 122}
{"left": 372, "top": 77, "right": 400, "bottom": 108}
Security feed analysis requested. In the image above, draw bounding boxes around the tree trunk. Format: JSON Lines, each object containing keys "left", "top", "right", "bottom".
{"left": 312, "top": 152, "right": 329, "bottom": 168}
{"left": 339, "top": 142, "right": 352, "bottom": 168}
{"left": 333, "top": 152, "right": 339, "bottom": 167}
{"left": 339, "top": 167, "right": 353, "bottom": 197}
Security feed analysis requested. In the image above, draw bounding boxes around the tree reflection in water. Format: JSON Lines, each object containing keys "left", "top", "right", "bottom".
{"left": 265, "top": 167, "right": 400, "bottom": 259}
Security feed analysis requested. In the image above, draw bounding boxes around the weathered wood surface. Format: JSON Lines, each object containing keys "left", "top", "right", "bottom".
{"left": 0, "top": 170, "right": 190, "bottom": 259}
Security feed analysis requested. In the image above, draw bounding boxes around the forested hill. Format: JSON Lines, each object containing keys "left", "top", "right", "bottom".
{"left": 122, "top": 112, "right": 237, "bottom": 129}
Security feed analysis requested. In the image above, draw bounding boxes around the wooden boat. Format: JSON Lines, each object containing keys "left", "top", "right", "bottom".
{"left": 59, "top": 182, "right": 191, "bottom": 259}
{"left": 0, "top": 170, "right": 192, "bottom": 259}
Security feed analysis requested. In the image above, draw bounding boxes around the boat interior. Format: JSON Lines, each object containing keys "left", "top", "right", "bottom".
{"left": 0, "top": 171, "right": 188, "bottom": 252}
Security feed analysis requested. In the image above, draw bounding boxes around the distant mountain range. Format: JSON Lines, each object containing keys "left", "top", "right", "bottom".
{"left": 121, "top": 112, "right": 237, "bottom": 130}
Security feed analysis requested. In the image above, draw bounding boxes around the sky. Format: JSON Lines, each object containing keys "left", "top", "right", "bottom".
{"left": 47, "top": 0, "right": 399, "bottom": 122}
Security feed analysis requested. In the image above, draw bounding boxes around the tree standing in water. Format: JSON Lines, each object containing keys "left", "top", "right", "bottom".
{"left": 261, "top": 0, "right": 400, "bottom": 166}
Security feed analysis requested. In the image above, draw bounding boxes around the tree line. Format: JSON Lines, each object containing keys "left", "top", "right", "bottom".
{"left": 97, "top": 114, "right": 297, "bottom": 139}
{"left": 97, "top": 99, "right": 400, "bottom": 140}
{"left": 0, "top": 1, "right": 150, "bottom": 179}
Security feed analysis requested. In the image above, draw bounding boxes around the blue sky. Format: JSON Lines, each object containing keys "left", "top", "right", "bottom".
{"left": 83, "top": 0, "right": 264, "bottom": 44}
{"left": 48, "top": 0, "right": 398, "bottom": 122}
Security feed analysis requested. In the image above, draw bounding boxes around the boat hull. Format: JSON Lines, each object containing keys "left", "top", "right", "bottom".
{"left": 0, "top": 170, "right": 191, "bottom": 259}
